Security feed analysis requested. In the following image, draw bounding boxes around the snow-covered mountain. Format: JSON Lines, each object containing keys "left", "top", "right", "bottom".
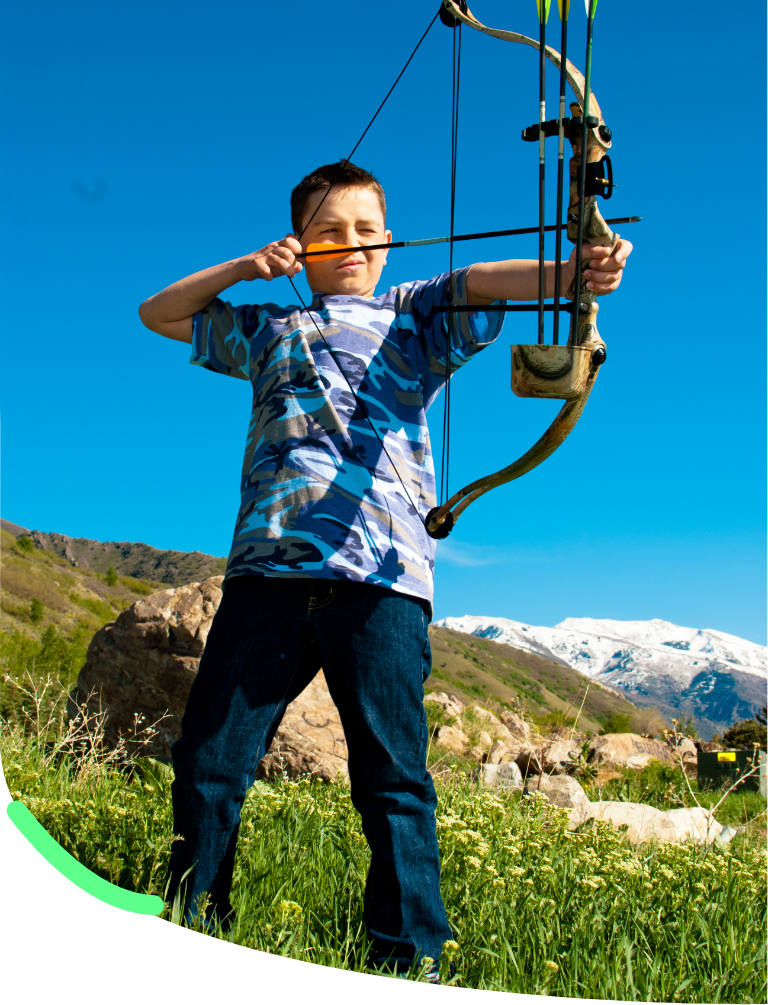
{"left": 433, "top": 615, "right": 767, "bottom": 737}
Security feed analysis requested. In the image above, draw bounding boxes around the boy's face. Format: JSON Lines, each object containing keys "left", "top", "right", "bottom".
{"left": 297, "top": 186, "right": 391, "bottom": 298}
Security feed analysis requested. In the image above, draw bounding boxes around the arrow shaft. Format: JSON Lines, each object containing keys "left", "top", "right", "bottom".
{"left": 298, "top": 216, "right": 641, "bottom": 258}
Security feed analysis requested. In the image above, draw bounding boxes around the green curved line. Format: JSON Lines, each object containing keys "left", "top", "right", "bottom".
{"left": 7, "top": 800, "right": 164, "bottom": 916}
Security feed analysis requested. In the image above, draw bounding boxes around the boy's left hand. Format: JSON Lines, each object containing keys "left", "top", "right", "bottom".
{"left": 572, "top": 238, "right": 632, "bottom": 295}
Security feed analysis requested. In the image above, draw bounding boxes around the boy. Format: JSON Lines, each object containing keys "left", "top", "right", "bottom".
{"left": 139, "top": 161, "right": 630, "bottom": 978}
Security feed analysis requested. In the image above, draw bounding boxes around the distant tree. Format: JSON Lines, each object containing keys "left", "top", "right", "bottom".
{"left": 105, "top": 565, "right": 118, "bottom": 587}
{"left": 17, "top": 536, "right": 34, "bottom": 554}
{"left": 601, "top": 712, "right": 631, "bottom": 735}
{"left": 722, "top": 715, "right": 767, "bottom": 751}
{"left": 29, "top": 598, "right": 44, "bottom": 623}
{"left": 675, "top": 714, "right": 699, "bottom": 740}
{"left": 630, "top": 706, "right": 669, "bottom": 737}
{"left": 757, "top": 705, "right": 767, "bottom": 726}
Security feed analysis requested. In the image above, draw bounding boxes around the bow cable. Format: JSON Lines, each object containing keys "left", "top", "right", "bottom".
{"left": 440, "top": 16, "right": 462, "bottom": 508}
{"left": 552, "top": 0, "right": 570, "bottom": 344}
{"left": 536, "top": 0, "right": 551, "bottom": 344}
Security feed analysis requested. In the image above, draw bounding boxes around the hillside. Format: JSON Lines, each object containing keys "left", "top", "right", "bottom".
{"left": 2, "top": 519, "right": 664, "bottom": 735}
{"left": 1, "top": 520, "right": 225, "bottom": 586}
{"left": 0, "top": 527, "right": 168, "bottom": 644}
{"left": 426, "top": 626, "right": 660, "bottom": 734}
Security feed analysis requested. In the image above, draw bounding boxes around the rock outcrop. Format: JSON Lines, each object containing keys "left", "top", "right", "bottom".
{"left": 573, "top": 801, "right": 724, "bottom": 845}
{"left": 588, "top": 732, "right": 674, "bottom": 770}
{"left": 491, "top": 773, "right": 727, "bottom": 845}
{"left": 69, "top": 578, "right": 225, "bottom": 760}
{"left": 68, "top": 578, "right": 347, "bottom": 779}
{"left": 256, "top": 672, "right": 347, "bottom": 782}
{"left": 541, "top": 736, "right": 583, "bottom": 775}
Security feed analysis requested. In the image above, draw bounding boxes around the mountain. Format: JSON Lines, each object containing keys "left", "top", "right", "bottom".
{"left": 434, "top": 615, "right": 767, "bottom": 739}
{"left": 427, "top": 626, "right": 655, "bottom": 735}
{"left": 1, "top": 519, "right": 225, "bottom": 586}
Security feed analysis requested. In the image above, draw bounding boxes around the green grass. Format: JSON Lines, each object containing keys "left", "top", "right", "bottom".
{"left": 2, "top": 718, "right": 765, "bottom": 1000}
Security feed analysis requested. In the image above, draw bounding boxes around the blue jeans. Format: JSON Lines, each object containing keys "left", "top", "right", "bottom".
{"left": 168, "top": 576, "right": 452, "bottom": 968}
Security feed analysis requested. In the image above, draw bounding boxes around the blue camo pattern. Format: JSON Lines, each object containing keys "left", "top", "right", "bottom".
{"left": 190, "top": 266, "right": 505, "bottom": 606}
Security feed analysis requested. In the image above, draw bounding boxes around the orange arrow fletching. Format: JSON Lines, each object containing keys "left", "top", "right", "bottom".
{"left": 305, "top": 243, "right": 356, "bottom": 262}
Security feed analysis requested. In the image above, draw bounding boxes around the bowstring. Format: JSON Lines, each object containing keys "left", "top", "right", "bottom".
{"left": 440, "top": 19, "right": 462, "bottom": 507}
{"left": 286, "top": 275, "right": 420, "bottom": 518}
{"left": 296, "top": 10, "right": 440, "bottom": 243}
{"left": 281, "top": 11, "right": 440, "bottom": 522}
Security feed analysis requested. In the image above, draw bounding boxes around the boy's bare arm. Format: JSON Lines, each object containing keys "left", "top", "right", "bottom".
{"left": 139, "top": 237, "right": 304, "bottom": 343}
{"left": 466, "top": 239, "right": 632, "bottom": 305}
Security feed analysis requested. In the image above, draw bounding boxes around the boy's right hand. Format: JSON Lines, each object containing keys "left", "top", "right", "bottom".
{"left": 236, "top": 236, "right": 304, "bottom": 282}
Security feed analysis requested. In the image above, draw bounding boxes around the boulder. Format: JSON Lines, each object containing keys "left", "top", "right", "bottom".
{"left": 487, "top": 740, "right": 509, "bottom": 765}
{"left": 68, "top": 578, "right": 348, "bottom": 779}
{"left": 257, "top": 671, "right": 347, "bottom": 782}
{"left": 588, "top": 733, "right": 674, "bottom": 770}
{"left": 436, "top": 725, "right": 470, "bottom": 754}
{"left": 500, "top": 709, "right": 532, "bottom": 744}
{"left": 68, "top": 578, "right": 225, "bottom": 760}
{"left": 477, "top": 729, "right": 494, "bottom": 748}
{"left": 574, "top": 801, "right": 724, "bottom": 845}
{"left": 424, "top": 691, "right": 465, "bottom": 720}
{"left": 525, "top": 774, "right": 591, "bottom": 814}
{"left": 481, "top": 761, "right": 524, "bottom": 789}
{"left": 542, "top": 737, "right": 582, "bottom": 775}
{"left": 668, "top": 736, "right": 698, "bottom": 761}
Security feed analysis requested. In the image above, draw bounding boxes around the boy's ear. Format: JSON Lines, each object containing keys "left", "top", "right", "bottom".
{"left": 382, "top": 229, "right": 393, "bottom": 265}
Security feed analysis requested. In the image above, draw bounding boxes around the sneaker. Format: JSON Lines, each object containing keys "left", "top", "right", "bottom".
{"left": 426, "top": 961, "right": 456, "bottom": 985}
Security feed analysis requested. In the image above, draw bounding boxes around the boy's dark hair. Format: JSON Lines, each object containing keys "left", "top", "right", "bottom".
{"left": 290, "top": 161, "right": 386, "bottom": 236}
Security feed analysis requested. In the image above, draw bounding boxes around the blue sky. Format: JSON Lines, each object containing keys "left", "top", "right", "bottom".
{"left": 1, "top": 0, "right": 765, "bottom": 643}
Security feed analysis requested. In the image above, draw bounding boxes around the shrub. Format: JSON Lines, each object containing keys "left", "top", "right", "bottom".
{"left": 722, "top": 715, "right": 767, "bottom": 751}
{"left": 105, "top": 566, "right": 118, "bottom": 587}
{"left": 69, "top": 592, "right": 116, "bottom": 621}
{"left": 29, "top": 598, "right": 44, "bottom": 623}
{"left": 601, "top": 712, "right": 631, "bottom": 734}
{"left": 17, "top": 535, "right": 34, "bottom": 554}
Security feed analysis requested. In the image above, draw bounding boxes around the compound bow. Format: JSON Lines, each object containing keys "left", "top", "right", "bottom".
{"left": 425, "top": 0, "right": 621, "bottom": 538}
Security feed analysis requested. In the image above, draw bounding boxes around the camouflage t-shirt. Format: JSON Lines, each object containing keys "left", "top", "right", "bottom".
{"left": 190, "top": 266, "right": 505, "bottom": 606}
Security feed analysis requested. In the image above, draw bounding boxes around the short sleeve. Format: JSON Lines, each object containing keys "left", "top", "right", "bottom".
{"left": 394, "top": 266, "right": 506, "bottom": 392}
{"left": 190, "top": 298, "right": 259, "bottom": 381}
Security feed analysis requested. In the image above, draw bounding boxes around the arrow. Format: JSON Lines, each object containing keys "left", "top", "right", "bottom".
{"left": 298, "top": 215, "right": 640, "bottom": 260}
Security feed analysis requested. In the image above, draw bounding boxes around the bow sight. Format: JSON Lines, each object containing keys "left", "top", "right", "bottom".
{"left": 522, "top": 117, "right": 615, "bottom": 200}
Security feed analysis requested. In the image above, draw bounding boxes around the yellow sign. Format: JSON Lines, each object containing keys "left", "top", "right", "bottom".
{"left": 718, "top": 752, "right": 736, "bottom": 762}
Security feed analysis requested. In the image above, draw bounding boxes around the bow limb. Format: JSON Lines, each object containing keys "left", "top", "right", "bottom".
{"left": 441, "top": 1, "right": 602, "bottom": 123}
{"left": 434, "top": 322, "right": 602, "bottom": 528}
